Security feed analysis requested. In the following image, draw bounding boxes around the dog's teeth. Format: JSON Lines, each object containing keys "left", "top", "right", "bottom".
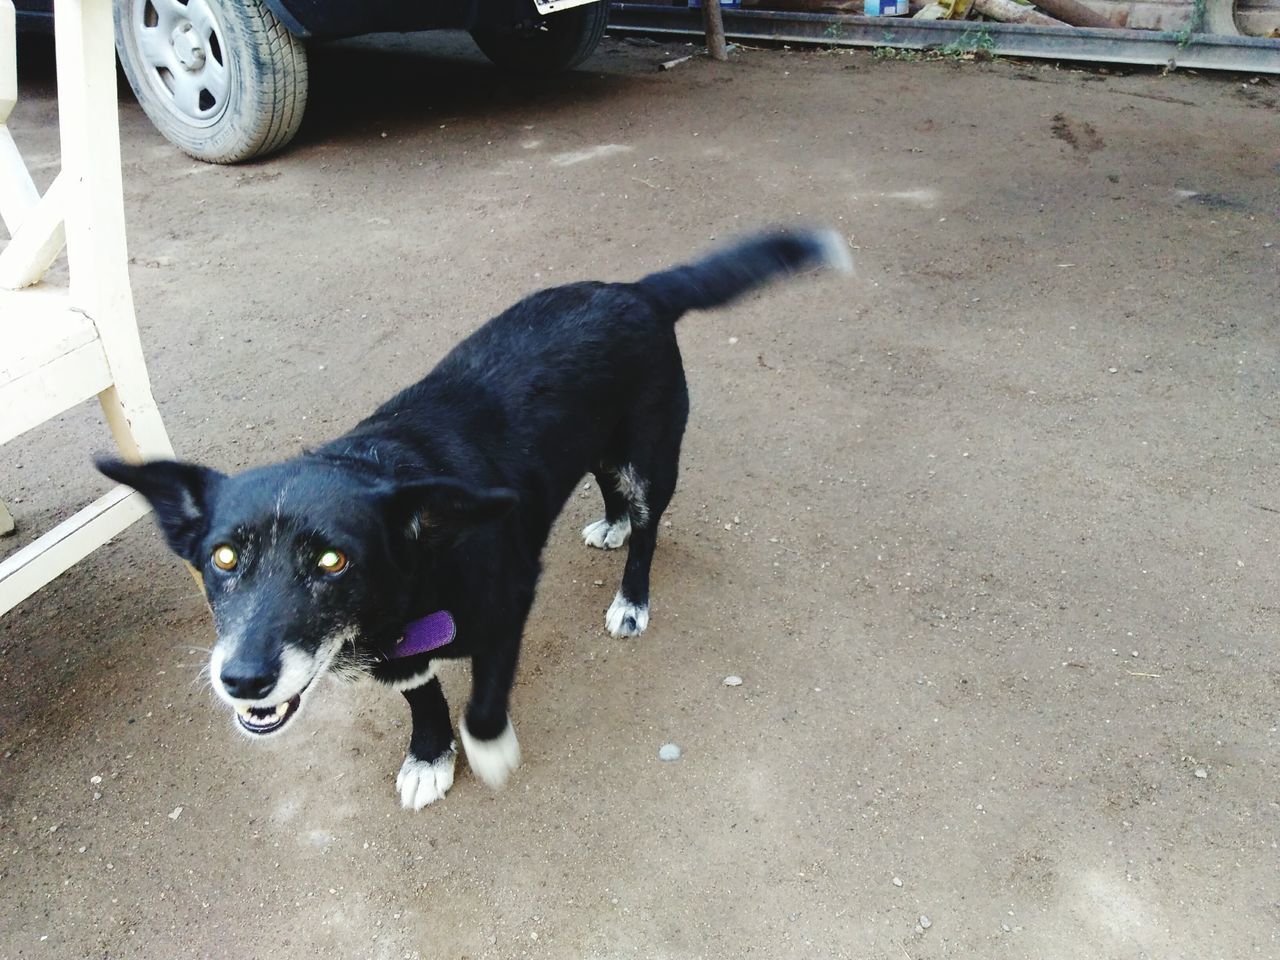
{"left": 237, "top": 705, "right": 253, "bottom": 718}
{"left": 275, "top": 702, "right": 289, "bottom": 718}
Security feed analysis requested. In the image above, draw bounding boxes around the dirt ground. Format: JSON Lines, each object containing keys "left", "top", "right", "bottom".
{"left": 2, "top": 28, "right": 1278, "bottom": 960}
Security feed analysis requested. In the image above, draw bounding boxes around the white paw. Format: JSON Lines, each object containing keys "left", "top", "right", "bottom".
{"left": 605, "top": 591, "right": 650, "bottom": 638}
{"left": 460, "top": 716, "right": 521, "bottom": 789}
{"left": 583, "top": 515, "right": 631, "bottom": 550}
{"left": 396, "top": 747, "right": 456, "bottom": 810}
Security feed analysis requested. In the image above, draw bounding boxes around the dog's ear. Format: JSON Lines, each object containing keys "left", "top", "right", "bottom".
{"left": 380, "top": 477, "right": 518, "bottom": 539}
{"left": 95, "top": 457, "right": 225, "bottom": 562}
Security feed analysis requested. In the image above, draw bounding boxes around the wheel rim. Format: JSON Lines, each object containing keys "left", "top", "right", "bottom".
{"left": 128, "top": 0, "right": 230, "bottom": 128}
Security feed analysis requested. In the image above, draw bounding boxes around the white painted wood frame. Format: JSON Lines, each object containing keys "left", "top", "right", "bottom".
{"left": 0, "top": 0, "right": 180, "bottom": 615}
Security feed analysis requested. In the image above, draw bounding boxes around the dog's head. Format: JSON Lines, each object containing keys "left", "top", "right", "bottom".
{"left": 97, "top": 455, "right": 516, "bottom": 737}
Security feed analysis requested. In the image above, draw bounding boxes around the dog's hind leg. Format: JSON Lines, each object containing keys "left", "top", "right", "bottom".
{"left": 582, "top": 466, "right": 632, "bottom": 550}
{"left": 397, "top": 677, "right": 457, "bottom": 810}
{"left": 604, "top": 376, "right": 690, "bottom": 639}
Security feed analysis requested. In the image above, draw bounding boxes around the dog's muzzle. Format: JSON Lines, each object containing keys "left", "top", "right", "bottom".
{"left": 212, "top": 644, "right": 325, "bottom": 738}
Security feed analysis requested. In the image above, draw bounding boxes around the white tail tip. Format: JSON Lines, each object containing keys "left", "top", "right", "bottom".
{"left": 814, "top": 228, "right": 854, "bottom": 275}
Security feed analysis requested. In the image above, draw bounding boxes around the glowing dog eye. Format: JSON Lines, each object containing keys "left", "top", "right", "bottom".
{"left": 317, "top": 549, "right": 348, "bottom": 575}
{"left": 212, "top": 545, "right": 238, "bottom": 571}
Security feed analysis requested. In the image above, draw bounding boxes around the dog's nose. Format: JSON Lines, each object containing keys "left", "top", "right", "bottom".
{"left": 220, "top": 661, "right": 278, "bottom": 701}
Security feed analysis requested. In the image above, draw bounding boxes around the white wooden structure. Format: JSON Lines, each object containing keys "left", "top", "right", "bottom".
{"left": 0, "top": 0, "right": 177, "bottom": 615}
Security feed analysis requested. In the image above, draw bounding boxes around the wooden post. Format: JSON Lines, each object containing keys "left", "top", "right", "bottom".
{"left": 702, "top": 0, "right": 729, "bottom": 61}
{"left": 54, "top": 0, "right": 172, "bottom": 463}
{"left": 0, "top": 0, "right": 40, "bottom": 236}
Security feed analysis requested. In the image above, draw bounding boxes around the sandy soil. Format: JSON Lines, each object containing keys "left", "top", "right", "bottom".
{"left": 2, "top": 29, "right": 1278, "bottom": 960}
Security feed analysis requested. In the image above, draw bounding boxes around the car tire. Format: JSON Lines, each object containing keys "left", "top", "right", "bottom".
{"left": 471, "top": 2, "right": 609, "bottom": 75}
{"left": 114, "top": 0, "right": 308, "bottom": 164}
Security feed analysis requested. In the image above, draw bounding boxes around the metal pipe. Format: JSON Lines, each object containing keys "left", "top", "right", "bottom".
{"left": 608, "top": 3, "right": 1280, "bottom": 73}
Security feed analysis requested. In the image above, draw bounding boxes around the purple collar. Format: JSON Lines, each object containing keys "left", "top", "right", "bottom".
{"left": 391, "top": 610, "right": 456, "bottom": 658}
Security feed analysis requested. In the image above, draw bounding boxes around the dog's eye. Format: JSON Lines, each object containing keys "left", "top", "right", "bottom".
{"left": 211, "top": 545, "right": 238, "bottom": 571}
{"left": 317, "top": 549, "right": 348, "bottom": 575}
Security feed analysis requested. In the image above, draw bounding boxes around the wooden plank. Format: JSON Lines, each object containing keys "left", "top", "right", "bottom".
{"left": 0, "top": 171, "right": 67, "bottom": 288}
{"left": 0, "top": 287, "right": 93, "bottom": 381}
{"left": 0, "top": 485, "right": 151, "bottom": 616}
{"left": 0, "top": 337, "right": 113, "bottom": 443}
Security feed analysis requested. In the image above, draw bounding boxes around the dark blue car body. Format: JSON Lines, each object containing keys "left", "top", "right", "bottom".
{"left": 15, "top": 0, "right": 530, "bottom": 38}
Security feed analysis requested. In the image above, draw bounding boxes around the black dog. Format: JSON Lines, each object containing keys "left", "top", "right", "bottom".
{"left": 98, "top": 228, "right": 850, "bottom": 809}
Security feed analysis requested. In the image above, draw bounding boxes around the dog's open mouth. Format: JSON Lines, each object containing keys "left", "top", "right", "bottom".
{"left": 235, "top": 691, "right": 304, "bottom": 736}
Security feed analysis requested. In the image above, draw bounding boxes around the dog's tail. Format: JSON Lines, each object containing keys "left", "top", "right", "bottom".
{"left": 634, "top": 227, "right": 851, "bottom": 319}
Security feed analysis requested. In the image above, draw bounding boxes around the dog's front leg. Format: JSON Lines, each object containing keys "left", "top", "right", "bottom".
{"left": 396, "top": 676, "right": 457, "bottom": 810}
{"left": 460, "top": 646, "right": 522, "bottom": 789}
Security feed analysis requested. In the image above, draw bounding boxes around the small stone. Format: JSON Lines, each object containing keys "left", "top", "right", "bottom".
{"left": 89, "top": 775, "right": 102, "bottom": 784}
{"left": 892, "top": 877, "right": 903, "bottom": 887}
{"left": 92, "top": 792, "right": 102, "bottom": 801}
{"left": 168, "top": 806, "right": 184, "bottom": 820}
{"left": 1002, "top": 923, "right": 1011, "bottom": 933}
{"left": 658, "top": 743, "right": 682, "bottom": 762}
{"left": 1107, "top": 367, "right": 1119, "bottom": 374}
{"left": 728, "top": 336, "right": 739, "bottom": 345}
{"left": 920, "top": 915, "right": 932, "bottom": 929}
{"left": 1194, "top": 767, "right": 1208, "bottom": 779}
{"left": 723, "top": 675, "right": 743, "bottom": 687}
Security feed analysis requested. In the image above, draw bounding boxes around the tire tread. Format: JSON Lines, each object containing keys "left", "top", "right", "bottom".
{"left": 115, "top": 0, "right": 308, "bottom": 164}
